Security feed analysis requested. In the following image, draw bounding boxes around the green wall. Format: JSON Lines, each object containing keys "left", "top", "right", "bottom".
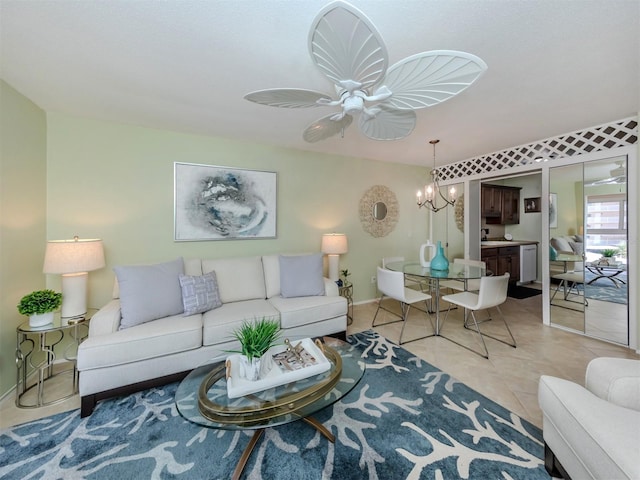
{"left": 45, "top": 112, "right": 430, "bottom": 310}
{"left": 0, "top": 80, "right": 47, "bottom": 397}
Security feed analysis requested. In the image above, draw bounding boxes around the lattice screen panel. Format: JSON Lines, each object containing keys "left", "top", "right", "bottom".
{"left": 438, "top": 117, "right": 638, "bottom": 181}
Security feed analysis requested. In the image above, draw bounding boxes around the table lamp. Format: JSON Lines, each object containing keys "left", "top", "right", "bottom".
{"left": 43, "top": 237, "right": 105, "bottom": 318}
{"left": 321, "top": 233, "right": 348, "bottom": 281}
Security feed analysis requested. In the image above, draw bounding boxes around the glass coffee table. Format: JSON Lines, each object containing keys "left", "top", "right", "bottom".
{"left": 585, "top": 262, "right": 627, "bottom": 288}
{"left": 175, "top": 337, "right": 364, "bottom": 480}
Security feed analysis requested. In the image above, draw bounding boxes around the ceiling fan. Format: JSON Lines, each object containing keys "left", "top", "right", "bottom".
{"left": 244, "top": 1, "right": 488, "bottom": 143}
{"left": 586, "top": 161, "right": 627, "bottom": 186}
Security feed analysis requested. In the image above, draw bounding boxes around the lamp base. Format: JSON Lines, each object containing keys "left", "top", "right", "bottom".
{"left": 327, "top": 254, "right": 340, "bottom": 282}
{"left": 61, "top": 272, "right": 88, "bottom": 318}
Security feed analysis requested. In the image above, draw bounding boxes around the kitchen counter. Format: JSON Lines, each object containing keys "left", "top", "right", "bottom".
{"left": 481, "top": 240, "right": 538, "bottom": 247}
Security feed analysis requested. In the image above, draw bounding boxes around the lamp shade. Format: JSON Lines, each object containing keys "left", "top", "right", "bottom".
{"left": 43, "top": 238, "right": 105, "bottom": 274}
{"left": 321, "top": 233, "right": 348, "bottom": 255}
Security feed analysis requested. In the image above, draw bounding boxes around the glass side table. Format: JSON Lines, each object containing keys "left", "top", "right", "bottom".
{"left": 15, "top": 309, "right": 96, "bottom": 408}
{"left": 338, "top": 281, "right": 353, "bottom": 325}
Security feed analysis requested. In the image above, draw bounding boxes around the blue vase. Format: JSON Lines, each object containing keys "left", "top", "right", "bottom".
{"left": 430, "top": 241, "right": 449, "bottom": 271}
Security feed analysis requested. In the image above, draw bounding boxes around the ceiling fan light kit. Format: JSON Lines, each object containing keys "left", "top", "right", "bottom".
{"left": 244, "top": 1, "right": 488, "bottom": 143}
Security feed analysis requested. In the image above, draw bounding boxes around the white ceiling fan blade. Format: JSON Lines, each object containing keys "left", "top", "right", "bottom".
{"left": 358, "top": 107, "right": 416, "bottom": 141}
{"left": 303, "top": 114, "right": 353, "bottom": 143}
{"left": 309, "top": 1, "right": 388, "bottom": 90}
{"left": 244, "top": 89, "right": 333, "bottom": 108}
{"left": 379, "top": 50, "right": 488, "bottom": 110}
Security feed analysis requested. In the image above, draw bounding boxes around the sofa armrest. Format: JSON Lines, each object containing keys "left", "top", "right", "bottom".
{"left": 538, "top": 375, "right": 640, "bottom": 479}
{"left": 88, "top": 299, "right": 122, "bottom": 337}
{"left": 323, "top": 277, "right": 338, "bottom": 296}
{"left": 586, "top": 358, "right": 640, "bottom": 412}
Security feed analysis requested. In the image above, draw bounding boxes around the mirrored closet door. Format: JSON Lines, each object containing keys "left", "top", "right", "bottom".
{"left": 549, "top": 156, "right": 629, "bottom": 345}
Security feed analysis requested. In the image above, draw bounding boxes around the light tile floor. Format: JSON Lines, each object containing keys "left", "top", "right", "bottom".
{"left": 1, "top": 294, "right": 638, "bottom": 430}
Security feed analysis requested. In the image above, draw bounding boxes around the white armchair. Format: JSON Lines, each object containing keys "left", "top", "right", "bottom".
{"left": 538, "top": 358, "right": 640, "bottom": 479}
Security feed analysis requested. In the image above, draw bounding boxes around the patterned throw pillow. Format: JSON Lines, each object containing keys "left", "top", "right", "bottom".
{"left": 179, "top": 271, "right": 222, "bottom": 316}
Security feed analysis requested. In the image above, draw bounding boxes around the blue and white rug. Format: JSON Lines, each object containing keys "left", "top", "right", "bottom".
{"left": 0, "top": 331, "right": 549, "bottom": 479}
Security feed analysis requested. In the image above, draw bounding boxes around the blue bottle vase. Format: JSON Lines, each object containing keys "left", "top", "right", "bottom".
{"left": 430, "top": 241, "right": 449, "bottom": 271}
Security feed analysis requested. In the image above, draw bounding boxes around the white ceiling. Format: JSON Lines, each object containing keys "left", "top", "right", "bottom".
{"left": 1, "top": 0, "right": 638, "bottom": 168}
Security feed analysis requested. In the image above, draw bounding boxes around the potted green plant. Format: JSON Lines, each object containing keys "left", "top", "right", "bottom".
{"left": 231, "top": 318, "right": 281, "bottom": 380}
{"left": 599, "top": 248, "right": 618, "bottom": 265}
{"left": 17, "top": 289, "right": 62, "bottom": 327}
{"left": 340, "top": 269, "right": 351, "bottom": 286}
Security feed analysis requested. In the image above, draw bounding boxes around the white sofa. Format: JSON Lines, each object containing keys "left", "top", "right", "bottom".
{"left": 77, "top": 254, "right": 347, "bottom": 416}
{"left": 538, "top": 357, "right": 640, "bottom": 479}
{"left": 550, "top": 235, "right": 584, "bottom": 275}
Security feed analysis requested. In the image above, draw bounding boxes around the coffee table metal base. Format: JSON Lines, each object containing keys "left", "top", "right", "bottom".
{"left": 585, "top": 264, "right": 626, "bottom": 288}
{"left": 234, "top": 417, "right": 335, "bottom": 480}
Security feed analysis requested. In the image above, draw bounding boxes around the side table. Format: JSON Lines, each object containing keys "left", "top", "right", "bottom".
{"left": 338, "top": 281, "right": 353, "bottom": 325}
{"left": 15, "top": 309, "right": 96, "bottom": 408}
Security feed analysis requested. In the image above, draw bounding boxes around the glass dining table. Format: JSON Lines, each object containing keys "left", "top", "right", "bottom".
{"left": 385, "top": 261, "right": 487, "bottom": 351}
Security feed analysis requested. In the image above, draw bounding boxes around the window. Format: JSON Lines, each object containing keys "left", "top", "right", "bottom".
{"left": 585, "top": 193, "right": 627, "bottom": 255}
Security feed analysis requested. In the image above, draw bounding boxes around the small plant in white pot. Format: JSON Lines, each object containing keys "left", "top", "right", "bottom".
{"left": 599, "top": 248, "right": 618, "bottom": 265}
{"left": 17, "top": 289, "right": 62, "bottom": 327}
{"left": 231, "top": 318, "right": 281, "bottom": 381}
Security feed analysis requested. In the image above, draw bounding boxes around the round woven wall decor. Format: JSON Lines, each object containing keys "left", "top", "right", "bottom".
{"left": 359, "top": 185, "right": 399, "bottom": 237}
{"left": 454, "top": 194, "right": 464, "bottom": 232}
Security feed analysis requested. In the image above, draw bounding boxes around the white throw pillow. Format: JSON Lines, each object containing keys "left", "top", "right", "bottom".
{"left": 279, "top": 253, "right": 325, "bottom": 298}
{"left": 179, "top": 271, "right": 222, "bottom": 315}
{"left": 114, "top": 258, "right": 185, "bottom": 329}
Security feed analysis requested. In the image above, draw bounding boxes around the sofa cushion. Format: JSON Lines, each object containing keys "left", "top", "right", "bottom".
{"left": 279, "top": 253, "right": 325, "bottom": 298}
{"left": 77, "top": 312, "right": 202, "bottom": 370}
{"left": 179, "top": 271, "right": 222, "bottom": 316}
{"left": 269, "top": 295, "right": 346, "bottom": 329}
{"left": 114, "top": 258, "right": 185, "bottom": 329}
{"left": 202, "top": 299, "right": 279, "bottom": 347}
{"left": 262, "top": 254, "right": 281, "bottom": 298}
{"left": 202, "top": 256, "right": 266, "bottom": 303}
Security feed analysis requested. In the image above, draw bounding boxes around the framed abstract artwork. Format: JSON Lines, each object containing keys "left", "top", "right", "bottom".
{"left": 174, "top": 163, "right": 277, "bottom": 241}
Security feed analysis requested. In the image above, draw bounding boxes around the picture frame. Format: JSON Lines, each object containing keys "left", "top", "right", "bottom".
{"left": 174, "top": 162, "right": 277, "bottom": 241}
{"left": 549, "top": 193, "right": 558, "bottom": 228}
{"left": 524, "top": 197, "right": 541, "bottom": 213}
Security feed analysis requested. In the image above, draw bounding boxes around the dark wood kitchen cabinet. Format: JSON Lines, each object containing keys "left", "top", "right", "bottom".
{"left": 481, "top": 185, "right": 502, "bottom": 217}
{"left": 501, "top": 188, "right": 520, "bottom": 224}
{"left": 481, "top": 246, "right": 520, "bottom": 282}
{"left": 482, "top": 185, "right": 521, "bottom": 225}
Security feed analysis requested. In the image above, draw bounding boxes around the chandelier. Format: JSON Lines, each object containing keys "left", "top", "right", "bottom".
{"left": 416, "top": 139, "right": 457, "bottom": 213}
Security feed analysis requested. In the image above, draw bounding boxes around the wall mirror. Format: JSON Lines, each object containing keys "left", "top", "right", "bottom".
{"left": 358, "top": 185, "right": 399, "bottom": 237}
{"left": 372, "top": 202, "right": 387, "bottom": 220}
{"left": 549, "top": 155, "right": 628, "bottom": 345}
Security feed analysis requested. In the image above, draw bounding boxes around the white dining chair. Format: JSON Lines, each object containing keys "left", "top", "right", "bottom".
{"left": 439, "top": 258, "right": 486, "bottom": 293}
{"left": 381, "top": 256, "right": 429, "bottom": 292}
{"left": 372, "top": 266, "right": 434, "bottom": 345}
{"left": 441, "top": 273, "right": 515, "bottom": 358}
{"left": 551, "top": 272, "right": 589, "bottom": 306}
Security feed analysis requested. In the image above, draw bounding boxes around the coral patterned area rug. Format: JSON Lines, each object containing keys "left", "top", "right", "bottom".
{"left": 0, "top": 331, "right": 549, "bottom": 479}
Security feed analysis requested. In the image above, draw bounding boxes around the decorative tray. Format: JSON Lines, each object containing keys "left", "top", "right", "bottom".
{"left": 225, "top": 337, "right": 331, "bottom": 399}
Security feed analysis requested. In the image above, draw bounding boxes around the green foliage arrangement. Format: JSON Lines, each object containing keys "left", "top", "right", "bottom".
{"left": 231, "top": 318, "right": 281, "bottom": 360}
{"left": 601, "top": 248, "right": 618, "bottom": 258}
{"left": 17, "top": 289, "right": 62, "bottom": 316}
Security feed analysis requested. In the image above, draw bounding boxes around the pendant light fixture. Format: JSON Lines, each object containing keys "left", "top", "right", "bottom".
{"left": 416, "top": 139, "right": 457, "bottom": 213}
